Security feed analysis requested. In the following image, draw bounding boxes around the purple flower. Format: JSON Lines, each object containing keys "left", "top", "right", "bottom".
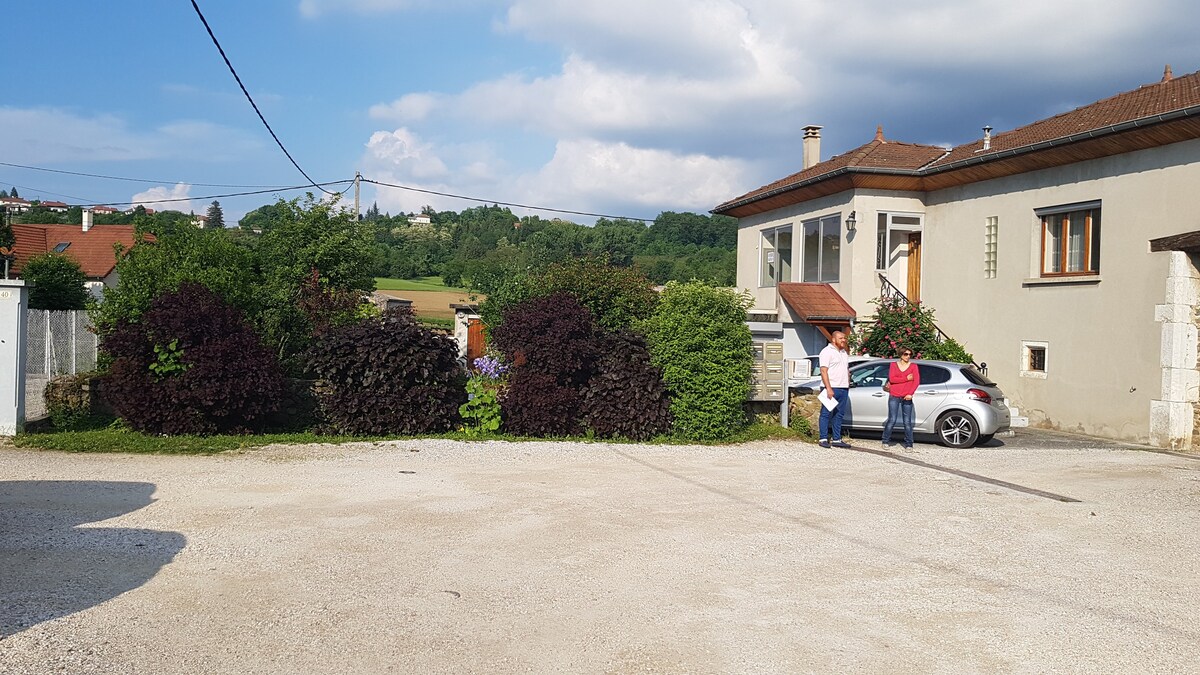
{"left": 472, "top": 355, "right": 508, "bottom": 379}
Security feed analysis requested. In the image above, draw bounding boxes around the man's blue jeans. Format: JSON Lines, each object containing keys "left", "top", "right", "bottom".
{"left": 819, "top": 387, "right": 850, "bottom": 441}
{"left": 882, "top": 396, "right": 914, "bottom": 447}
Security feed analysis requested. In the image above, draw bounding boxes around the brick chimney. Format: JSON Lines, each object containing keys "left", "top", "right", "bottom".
{"left": 82, "top": 208, "right": 93, "bottom": 233}
{"left": 802, "top": 125, "right": 822, "bottom": 169}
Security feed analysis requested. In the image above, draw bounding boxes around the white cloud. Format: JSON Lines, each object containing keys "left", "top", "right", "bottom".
{"left": 130, "top": 183, "right": 197, "bottom": 214}
{"left": 359, "top": 127, "right": 750, "bottom": 220}
{"left": 358, "top": 0, "right": 1200, "bottom": 215}
{"left": 363, "top": 128, "right": 450, "bottom": 180}
{"left": 519, "top": 139, "right": 751, "bottom": 213}
{"left": 369, "top": 93, "right": 443, "bottom": 123}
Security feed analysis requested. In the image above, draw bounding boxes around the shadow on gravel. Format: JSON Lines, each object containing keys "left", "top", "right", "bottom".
{"left": 0, "top": 481, "right": 186, "bottom": 638}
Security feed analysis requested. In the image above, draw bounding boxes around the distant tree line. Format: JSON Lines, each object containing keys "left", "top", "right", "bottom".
{"left": 238, "top": 202, "right": 737, "bottom": 291}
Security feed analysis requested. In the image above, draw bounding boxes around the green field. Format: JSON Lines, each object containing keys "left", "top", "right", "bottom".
{"left": 374, "top": 276, "right": 467, "bottom": 293}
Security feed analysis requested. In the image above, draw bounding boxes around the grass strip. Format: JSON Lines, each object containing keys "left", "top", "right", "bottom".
{"left": 7, "top": 423, "right": 808, "bottom": 455}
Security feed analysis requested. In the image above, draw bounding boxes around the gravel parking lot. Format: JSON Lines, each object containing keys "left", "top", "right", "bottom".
{"left": 3, "top": 431, "right": 1199, "bottom": 673}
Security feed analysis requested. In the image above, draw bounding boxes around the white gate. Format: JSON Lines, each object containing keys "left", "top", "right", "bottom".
{"left": 24, "top": 310, "right": 98, "bottom": 420}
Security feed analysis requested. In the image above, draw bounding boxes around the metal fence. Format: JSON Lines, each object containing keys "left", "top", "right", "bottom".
{"left": 24, "top": 310, "right": 98, "bottom": 420}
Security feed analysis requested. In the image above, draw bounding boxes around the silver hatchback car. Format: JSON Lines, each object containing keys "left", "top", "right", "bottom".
{"left": 797, "top": 359, "right": 1011, "bottom": 447}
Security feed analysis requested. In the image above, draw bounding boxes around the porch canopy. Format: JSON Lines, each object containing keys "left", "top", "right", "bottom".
{"left": 777, "top": 282, "right": 856, "bottom": 341}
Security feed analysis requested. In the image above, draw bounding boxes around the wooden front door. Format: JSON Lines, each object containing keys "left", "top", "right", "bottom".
{"left": 907, "top": 233, "right": 922, "bottom": 302}
{"left": 466, "top": 318, "right": 486, "bottom": 365}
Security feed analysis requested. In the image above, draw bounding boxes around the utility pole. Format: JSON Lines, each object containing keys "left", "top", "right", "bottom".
{"left": 354, "top": 171, "right": 361, "bottom": 221}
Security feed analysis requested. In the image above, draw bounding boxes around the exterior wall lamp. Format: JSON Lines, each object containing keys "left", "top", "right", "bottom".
{"left": 845, "top": 210, "right": 857, "bottom": 231}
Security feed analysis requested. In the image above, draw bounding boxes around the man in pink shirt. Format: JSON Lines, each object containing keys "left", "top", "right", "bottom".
{"left": 818, "top": 331, "right": 851, "bottom": 448}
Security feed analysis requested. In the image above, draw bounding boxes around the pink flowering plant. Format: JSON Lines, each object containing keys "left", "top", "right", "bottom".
{"left": 850, "top": 295, "right": 973, "bottom": 363}
{"left": 459, "top": 353, "right": 508, "bottom": 436}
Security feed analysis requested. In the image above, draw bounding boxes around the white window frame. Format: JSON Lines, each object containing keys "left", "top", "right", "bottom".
{"left": 758, "top": 224, "right": 793, "bottom": 288}
{"left": 874, "top": 211, "right": 925, "bottom": 274}
{"left": 1020, "top": 340, "right": 1048, "bottom": 379}
{"left": 801, "top": 213, "right": 842, "bottom": 283}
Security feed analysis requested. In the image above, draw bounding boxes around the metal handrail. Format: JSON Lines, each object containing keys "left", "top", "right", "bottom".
{"left": 875, "top": 273, "right": 986, "bottom": 374}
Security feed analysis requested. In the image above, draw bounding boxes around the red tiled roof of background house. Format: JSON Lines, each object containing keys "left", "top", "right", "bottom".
{"left": 715, "top": 132, "right": 946, "bottom": 212}
{"left": 9, "top": 223, "right": 143, "bottom": 278}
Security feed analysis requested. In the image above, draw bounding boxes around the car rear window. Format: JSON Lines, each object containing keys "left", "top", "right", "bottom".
{"left": 960, "top": 366, "right": 997, "bottom": 386}
{"left": 917, "top": 364, "right": 951, "bottom": 385}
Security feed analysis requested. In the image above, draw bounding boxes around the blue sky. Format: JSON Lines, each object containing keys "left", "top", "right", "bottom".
{"left": 2, "top": 0, "right": 1197, "bottom": 224}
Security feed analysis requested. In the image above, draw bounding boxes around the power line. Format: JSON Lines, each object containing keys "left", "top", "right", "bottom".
{"left": 189, "top": 0, "right": 335, "bottom": 195}
{"left": 101, "top": 180, "right": 353, "bottom": 208}
{"left": 361, "top": 177, "right": 655, "bottom": 222}
{"left": 0, "top": 182, "right": 102, "bottom": 206}
{"left": 0, "top": 161, "right": 295, "bottom": 189}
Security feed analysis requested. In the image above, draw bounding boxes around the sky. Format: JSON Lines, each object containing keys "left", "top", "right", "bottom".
{"left": 1, "top": 1, "right": 1197, "bottom": 225}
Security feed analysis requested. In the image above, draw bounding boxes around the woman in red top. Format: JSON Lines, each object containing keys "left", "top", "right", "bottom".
{"left": 882, "top": 347, "right": 920, "bottom": 449}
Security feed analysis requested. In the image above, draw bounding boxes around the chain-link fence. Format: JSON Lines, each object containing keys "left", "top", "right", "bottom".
{"left": 24, "top": 310, "right": 98, "bottom": 421}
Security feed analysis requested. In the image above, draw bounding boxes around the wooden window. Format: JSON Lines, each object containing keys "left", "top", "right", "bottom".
{"left": 1038, "top": 204, "right": 1100, "bottom": 277}
{"left": 1021, "top": 340, "right": 1048, "bottom": 379}
{"left": 1028, "top": 346, "right": 1046, "bottom": 371}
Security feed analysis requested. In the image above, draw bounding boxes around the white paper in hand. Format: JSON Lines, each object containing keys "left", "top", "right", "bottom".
{"left": 820, "top": 390, "right": 838, "bottom": 411}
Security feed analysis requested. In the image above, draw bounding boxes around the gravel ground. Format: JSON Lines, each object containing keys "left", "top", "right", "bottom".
{"left": 2, "top": 433, "right": 1200, "bottom": 673}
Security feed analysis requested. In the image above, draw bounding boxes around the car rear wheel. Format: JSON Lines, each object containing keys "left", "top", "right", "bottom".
{"left": 936, "top": 411, "right": 979, "bottom": 448}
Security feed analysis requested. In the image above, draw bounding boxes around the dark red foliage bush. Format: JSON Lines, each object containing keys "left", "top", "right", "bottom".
{"left": 305, "top": 306, "right": 466, "bottom": 435}
{"left": 500, "top": 370, "right": 583, "bottom": 437}
{"left": 580, "top": 332, "right": 672, "bottom": 440}
{"left": 101, "top": 282, "right": 284, "bottom": 435}
{"left": 491, "top": 292, "right": 599, "bottom": 387}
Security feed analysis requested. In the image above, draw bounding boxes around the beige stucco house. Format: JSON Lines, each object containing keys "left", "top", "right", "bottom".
{"left": 715, "top": 66, "right": 1200, "bottom": 448}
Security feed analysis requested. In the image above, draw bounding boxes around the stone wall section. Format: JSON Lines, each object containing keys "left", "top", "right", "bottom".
{"left": 1151, "top": 251, "right": 1200, "bottom": 449}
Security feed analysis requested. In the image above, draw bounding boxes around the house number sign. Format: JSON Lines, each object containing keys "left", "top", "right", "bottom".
{"left": 0, "top": 291, "right": 11, "bottom": 299}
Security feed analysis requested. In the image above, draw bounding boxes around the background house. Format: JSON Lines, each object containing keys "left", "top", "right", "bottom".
{"left": 9, "top": 215, "right": 140, "bottom": 299}
{"left": 717, "top": 66, "right": 1200, "bottom": 448}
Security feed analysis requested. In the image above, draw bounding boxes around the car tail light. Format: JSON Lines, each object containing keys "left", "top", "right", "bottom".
{"left": 967, "top": 388, "right": 992, "bottom": 404}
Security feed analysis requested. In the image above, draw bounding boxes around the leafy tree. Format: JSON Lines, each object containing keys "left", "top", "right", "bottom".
{"left": 255, "top": 194, "right": 376, "bottom": 358}
{"left": 93, "top": 226, "right": 259, "bottom": 334}
{"left": 21, "top": 253, "right": 90, "bottom": 310}
{"left": 479, "top": 258, "right": 656, "bottom": 334}
{"left": 238, "top": 202, "right": 289, "bottom": 232}
{"left": 0, "top": 207, "right": 14, "bottom": 249}
{"left": 16, "top": 206, "right": 65, "bottom": 225}
{"left": 205, "top": 200, "right": 225, "bottom": 229}
{"left": 643, "top": 281, "right": 754, "bottom": 441}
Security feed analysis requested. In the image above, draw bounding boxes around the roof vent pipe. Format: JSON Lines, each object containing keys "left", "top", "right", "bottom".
{"left": 802, "top": 125, "right": 822, "bottom": 169}
{"left": 982, "top": 125, "right": 993, "bottom": 151}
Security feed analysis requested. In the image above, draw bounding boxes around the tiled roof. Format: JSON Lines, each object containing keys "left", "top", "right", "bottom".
{"left": 777, "top": 282, "right": 856, "bottom": 321}
{"left": 927, "top": 67, "right": 1200, "bottom": 169}
{"left": 9, "top": 223, "right": 141, "bottom": 278}
{"left": 715, "top": 133, "right": 946, "bottom": 212}
{"left": 718, "top": 67, "right": 1200, "bottom": 213}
